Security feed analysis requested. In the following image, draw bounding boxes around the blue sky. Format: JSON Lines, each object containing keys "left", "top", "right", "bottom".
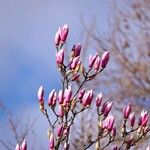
{"left": 0, "top": 0, "right": 111, "bottom": 148}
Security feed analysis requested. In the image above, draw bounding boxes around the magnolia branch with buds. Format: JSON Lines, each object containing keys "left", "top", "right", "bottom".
{"left": 15, "top": 24, "right": 150, "bottom": 150}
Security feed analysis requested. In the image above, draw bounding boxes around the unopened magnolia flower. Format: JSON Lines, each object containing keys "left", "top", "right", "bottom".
{"left": 15, "top": 139, "right": 27, "bottom": 150}
{"left": 101, "top": 101, "right": 113, "bottom": 117}
{"left": 38, "top": 86, "right": 44, "bottom": 103}
{"left": 139, "top": 110, "right": 149, "bottom": 127}
{"left": 57, "top": 123, "right": 64, "bottom": 137}
{"left": 56, "top": 49, "right": 64, "bottom": 65}
{"left": 78, "top": 89, "right": 85, "bottom": 102}
{"left": 55, "top": 30, "right": 61, "bottom": 46}
{"left": 129, "top": 112, "right": 135, "bottom": 127}
{"left": 100, "top": 51, "right": 110, "bottom": 68}
{"left": 82, "top": 89, "right": 93, "bottom": 107}
{"left": 88, "top": 53, "right": 98, "bottom": 68}
{"left": 70, "top": 56, "right": 80, "bottom": 70}
{"left": 58, "top": 105, "right": 64, "bottom": 117}
{"left": 103, "top": 115, "right": 115, "bottom": 131}
{"left": 96, "top": 92, "right": 103, "bottom": 107}
{"left": 94, "top": 56, "right": 101, "bottom": 71}
{"left": 64, "top": 86, "right": 72, "bottom": 104}
{"left": 58, "top": 90, "right": 64, "bottom": 104}
{"left": 49, "top": 133, "right": 54, "bottom": 149}
{"left": 48, "top": 89, "right": 57, "bottom": 107}
{"left": 71, "top": 43, "right": 82, "bottom": 57}
{"left": 123, "top": 104, "right": 131, "bottom": 119}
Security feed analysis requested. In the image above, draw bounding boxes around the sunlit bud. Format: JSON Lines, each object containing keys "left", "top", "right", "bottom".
{"left": 15, "top": 143, "right": 20, "bottom": 150}
{"left": 96, "top": 92, "right": 103, "bottom": 107}
{"left": 100, "top": 51, "right": 110, "bottom": 68}
{"left": 38, "top": 86, "right": 44, "bottom": 103}
{"left": 49, "top": 133, "right": 54, "bottom": 149}
{"left": 94, "top": 56, "right": 101, "bottom": 71}
{"left": 60, "top": 24, "right": 69, "bottom": 43}
{"left": 129, "top": 112, "right": 135, "bottom": 127}
{"left": 70, "top": 56, "right": 80, "bottom": 70}
{"left": 87, "top": 89, "right": 93, "bottom": 105}
{"left": 55, "top": 30, "right": 61, "bottom": 46}
{"left": 72, "top": 73, "right": 80, "bottom": 81}
{"left": 146, "top": 146, "right": 150, "bottom": 150}
{"left": 58, "top": 105, "right": 64, "bottom": 117}
{"left": 20, "top": 139, "right": 27, "bottom": 150}
{"left": 48, "top": 89, "right": 57, "bottom": 107}
{"left": 139, "top": 110, "right": 149, "bottom": 127}
{"left": 82, "top": 90, "right": 93, "bottom": 107}
{"left": 101, "top": 101, "right": 113, "bottom": 117}
{"left": 113, "top": 146, "right": 118, "bottom": 150}
{"left": 58, "top": 90, "right": 64, "bottom": 104}
{"left": 64, "top": 142, "right": 70, "bottom": 150}
{"left": 56, "top": 49, "right": 64, "bottom": 65}
{"left": 57, "top": 123, "right": 64, "bottom": 137}
{"left": 123, "top": 104, "right": 131, "bottom": 119}
{"left": 103, "top": 115, "right": 115, "bottom": 131}
{"left": 112, "top": 127, "right": 116, "bottom": 137}
{"left": 64, "top": 86, "right": 72, "bottom": 104}
{"left": 88, "top": 53, "right": 98, "bottom": 68}
{"left": 78, "top": 89, "right": 85, "bottom": 103}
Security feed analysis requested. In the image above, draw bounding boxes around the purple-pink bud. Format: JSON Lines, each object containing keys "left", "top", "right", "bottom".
{"left": 123, "top": 104, "right": 131, "bottom": 119}
{"left": 101, "top": 101, "right": 113, "bottom": 117}
{"left": 129, "top": 112, "right": 135, "bottom": 127}
{"left": 70, "top": 56, "right": 80, "bottom": 69}
{"left": 20, "top": 139, "right": 27, "bottom": 150}
{"left": 57, "top": 123, "right": 64, "bottom": 137}
{"left": 88, "top": 53, "right": 98, "bottom": 68}
{"left": 94, "top": 56, "right": 101, "bottom": 71}
{"left": 15, "top": 143, "right": 20, "bottom": 150}
{"left": 103, "top": 115, "right": 115, "bottom": 131}
{"left": 72, "top": 43, "right": 82, "bottom": 57}
{"left": 56, "top": 49, "right": 64, "bottom": 65}
{"left": 100, "top": 51, "right": 110, "bottom": 68}
{"left": 38, "top": 86, "right": 44, "bottom": 103}
{"left": 48, "top": 89, "right": 57, "bottom": 107}
{"left": 58, "top": 90, "right": 64, "bottom": 104}
{"left": 87, "top": 89, "right": 93, "bottom": 105}
{"left": 64, "top": 86, "right": 72, "bottom": 104}
{"left": 60, "top": 24, "right": 69, "bottom": 43}
{"left": 96, "top": 92, "right": 103, "bottom": 107}
{"left": 139, "top": 110, "right": 149, "bottom": 127}
{"left": 78, "top": 89, "right": 85, "bottom": 103}
{"left": 49, "top": 133, "right": 54, "bottom": 149}
{"left": 58, "top": 105, "right": 64, "bottom": 117}
{"left": 82, "top": 90, "right": 93, "bottom": 107}
{"left": 55, "top": 30, "right": 61, "bottom": 46}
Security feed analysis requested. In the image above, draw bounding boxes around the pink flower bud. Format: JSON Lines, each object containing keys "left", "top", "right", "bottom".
{"left": 38, "top": 86, "right": 44, "bottom": 103}
{"left": 123, "top": 104, "right": 131, "bottom": 119}
{"left": 103, "top": 115, "right": 115, "bottom": 131}
{"left": 112, "top": 127, "right": 116, "bottom": 137}
{"left": 146, "top": 146, "right": 150, "bottom": 150}
{"left": 82, "top": 90, "right": 93, "bottom": 107}
{"left": 49, "top": 133, "right": 54, "bottom": 149}
{"left": 101, "top": 101, "right": 113, "bottom": 117}
{"left": 55, "top": 30, "right": 61, "bottom": 46}
{"left": 56, "top": 49, "right": 64, "bottom": 65}
{"left": 94, "top": 56, "right": 101, "bottom": 71}
{"left": 129, "top": 112, "right": 135, "bottom": 127}
{"left": 48, "top": 89, "right": 57, "bottom": 107}
{"left": 58, "top": 105, "right": 64, "bottom": 117}
{"left": 88, "top": 53, "right": 98, "bottom": 68}
{"left": 70, "top": 56, "right": 80, "bottom": 69}
{"left": 20, "top": 139, "right": 27, "bottom": 150}
{"left": 60, "top": 24, "right": 69, "bottom": 43}
{"left": 15, "top": 143, "right": 20, "bottom": 150}
{"left": 96, "top": 92, "right": 103, "bottom": 107}
{"left": 57, "top": 123, "right": 64, "bottom": 137}
{"left": 100, "top": 51, "right": 110, "bottom": 68}
{"left": 139, "top": 110, "right": 149, "bottom": 127}
{"left": 64, "top": 86, "right": 72, "bottom": 104}
{"left": 78, "top": 89, "right": 85, "bottom": 103}
{"left": 72, "top": 43, "right": 82, "bottom": 57}
{"left": 58, "top": 90, "right": 64, "bottom": 104}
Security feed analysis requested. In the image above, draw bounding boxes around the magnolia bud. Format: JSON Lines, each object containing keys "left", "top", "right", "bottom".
{"left": 139, "top": 110, "right": 149, "bottom": 127}
{"left": 70, "top": 56, "right": 80, "bottom": 70}
{"left": 123, "top": 104, "right": 131, "bottom": 119}
{"left": 55, "top": 30, "right": 61, "bottom": 46}
{"left": 72, "top": 43, "right": 82, "bottom": 57}
{"left": 101, "top": 101, "right": 113, "bottom": 117}
{"left": 58, "top": 105, "right": 64, "bottom": 117}
{"left": 64, "top": 86, "right": 72, "bottom": 104}
{"left": 56, "top": 49, "right": 64, "bottom": 65}
{"left": 88, "top": 53, "right": 98, "bottom": 68}
{"left": 58, "top": 90, "right": 64, "bottom": 104}
{"left": 15, "top": 143, "right": 20, "bottom": 150}
{"left": 20, "top": 139, "right": 27, "bottom": 150}
{"left": 48, "top": 89, "right": 57, "bottom": 107}
{"left": 103, "top": 115, "right": 115, "bottom": 131}
{"left": 96, "top": 92, "right": 103, "bottom": 107}
{"left": 60, "top": 24, "right": 69, "bottom": 43}
{"left": 100, "top": 51, "right": 110, "bottom": 68}
{"left": 57, "top": 123, "right": 64, "bottom": 137}
{"left": 129, "top": 112, "right": 135, "bottom": 127}
{"left": 94, "top": 56, "right": 101, "bottom": 71}
{"left": 49, "top": 133, "right": 54, "bottom": 149}
{"left": 38, "top": 86, "right": 44, "bottom": 103}
{"left": 78, "top": 89, "right": 85, "bottom": 103}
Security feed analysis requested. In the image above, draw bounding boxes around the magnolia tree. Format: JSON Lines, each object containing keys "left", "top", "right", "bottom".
{"left": 16, "top": 25, "right": 150, "bottom": 150}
